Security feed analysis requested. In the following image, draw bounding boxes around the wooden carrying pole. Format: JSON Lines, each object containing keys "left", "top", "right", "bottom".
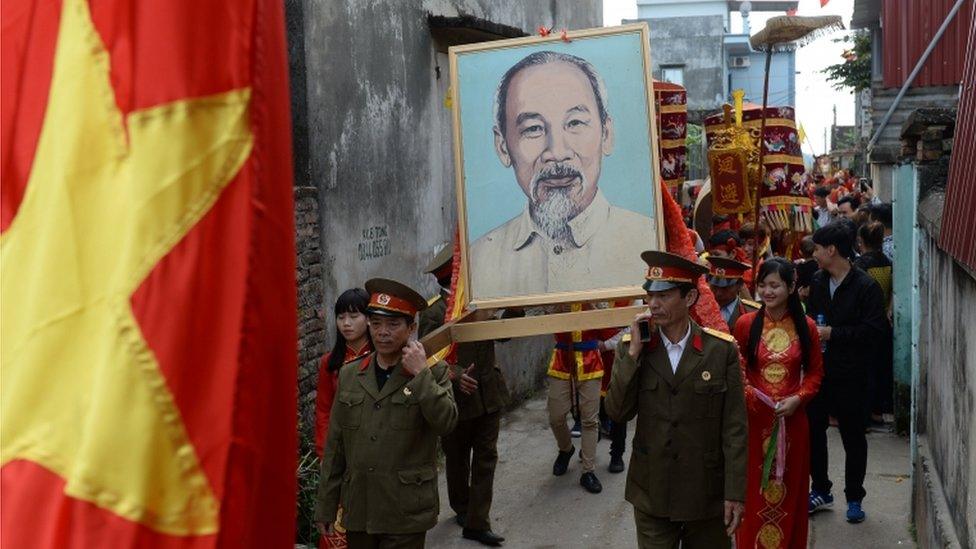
{"left": 420, "top": 305, "right": 645, "bottom": 358}
{"left": 750, "top": 46, "right": 773, "bottom": 284}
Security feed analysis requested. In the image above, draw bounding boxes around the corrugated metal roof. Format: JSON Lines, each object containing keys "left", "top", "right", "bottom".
{"left": 881, "top": 0, "right": 973, "bottom": 89}
{"left": 939, "top": 10, "right": 976, "bottom": 271}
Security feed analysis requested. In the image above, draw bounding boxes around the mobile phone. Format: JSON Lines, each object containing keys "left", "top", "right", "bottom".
{"left": 638, "top": 319, "right": 652, "bottom": 343}
{"left": 859, "top": 178, "right": 871, "bottom": 193}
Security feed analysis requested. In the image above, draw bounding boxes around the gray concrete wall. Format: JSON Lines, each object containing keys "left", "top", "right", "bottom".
{"left": 913, "top": 196, "right": 976, "bottom": 548}
{"left": 631, "top": 15, "right": 726, "bottom": 114}
{"left": 290, "top": 0, "right": 601, "bottom": 405}
{"left": 729, "top": 49, "right": 795, "bottom": 107}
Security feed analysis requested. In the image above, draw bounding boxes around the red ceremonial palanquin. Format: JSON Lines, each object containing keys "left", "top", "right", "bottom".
{"left": 704, "top": 105, "right": 814, "bottom": 235}
{"left": 733, "top": 313, "right": 823, "bottom": 549}
{"left": 653, "top": 81, "right": 688, "bottom": 200}
{"left": 314, "top": 343, "right": 374, "bottom": 457}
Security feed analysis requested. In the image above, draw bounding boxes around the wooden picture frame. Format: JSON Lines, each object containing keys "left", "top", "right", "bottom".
{"left": 449, "top": 23, "right": 666, "bottom": 311}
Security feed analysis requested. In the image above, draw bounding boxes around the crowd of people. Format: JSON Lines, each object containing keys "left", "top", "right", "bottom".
{"left": 308, "top": 171, "right": 895, "bottom": 549}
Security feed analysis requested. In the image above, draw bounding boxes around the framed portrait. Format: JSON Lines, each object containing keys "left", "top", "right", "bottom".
{"left": 449, "top": 23, "right": 665, "bottom": 309}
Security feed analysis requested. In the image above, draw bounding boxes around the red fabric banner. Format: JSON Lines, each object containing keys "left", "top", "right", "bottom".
{"left": 660, "top": 181, "right": 727, "bottom": 334}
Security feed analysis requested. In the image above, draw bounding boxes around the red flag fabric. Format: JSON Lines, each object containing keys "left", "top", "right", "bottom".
{"left": 1, "top": 0, "right": 297, "bottom": 547}
{"left": 820, "top": 0, "right": 830, "bottom": 7}
{"left": 660, "top": 181, "right": 728, "bottom": 334}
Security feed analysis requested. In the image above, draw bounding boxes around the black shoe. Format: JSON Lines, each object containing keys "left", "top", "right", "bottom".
{"left": 608, "top": 455, "right": 625, "bottom": 473}
{"left": 553, "top": 446, "right": 575, "bottom": 476}
{"left": 570, "top": 419, "right": 582, "bottom": 438}
{"left": 463, "top": 528, "right": 505, "bottom": 546}
{"left": 455, "top": 513, "right": 466, "bottom": 527}
{"left": 580, "top": 471, "right": 603, "bottom": 493}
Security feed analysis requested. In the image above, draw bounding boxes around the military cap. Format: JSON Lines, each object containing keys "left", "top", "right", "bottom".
{"left": 364, "top": 278, "right": 428, "bottom": 318}
{"left": 423, "top": 242, "right": 454, "bottom": 278}
{"left": 705, "top": 256, "right": 750, "bottom": 288}
{"left": 640, "top": 250, "right": 709, "bottom": 292}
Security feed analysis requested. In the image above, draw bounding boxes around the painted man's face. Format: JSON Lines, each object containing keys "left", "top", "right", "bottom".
{"left": 494, "top": 61, "right": 613, "bottom": 229}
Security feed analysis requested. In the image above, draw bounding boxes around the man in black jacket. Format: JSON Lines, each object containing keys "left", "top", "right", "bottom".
{"left": 805, "top": 220, "right": 887, "bottom": 524}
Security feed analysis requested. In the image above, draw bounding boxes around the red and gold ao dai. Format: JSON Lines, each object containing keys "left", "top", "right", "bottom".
{"left": 733, "top": 312, "right": 824, "bottom": 549}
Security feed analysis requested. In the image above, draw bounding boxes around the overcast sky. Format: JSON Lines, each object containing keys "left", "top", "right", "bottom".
{"left": 603, "top": 0, "right": 857, "bottom": 155}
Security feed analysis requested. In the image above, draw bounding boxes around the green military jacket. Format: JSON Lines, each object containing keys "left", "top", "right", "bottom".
{"left": 726, "top": 297, "right": 761, "bottom": 333}
{"left": 315, "top": 355, "right": 457, "bottom": 534}
{"left": 418, "top": 291, "right": 510, "bottom": 421}
{"left": 605, "top": 320, "right": 747, "bottom": 521}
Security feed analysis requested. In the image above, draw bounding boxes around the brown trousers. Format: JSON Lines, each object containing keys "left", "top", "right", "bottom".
{"left": 547, "top": 377, "right": 600, "bottom": 472}
{"left": 633, "top": 508, "right": 730, "bottom": 549}
{"left": 440, "top": 411, "right": 500, "bottom": 531}
{"left": 345, "top": 531, "right": 425, "bottom": 549}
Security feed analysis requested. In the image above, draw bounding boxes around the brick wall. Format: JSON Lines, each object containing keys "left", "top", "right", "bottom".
{"left": 295, "top": 186, "right": 326, "bottom": 440}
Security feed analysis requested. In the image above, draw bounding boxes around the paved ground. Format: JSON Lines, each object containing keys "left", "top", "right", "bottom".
{"left": 427, "top": 395, "right": 913, "bottom": 548}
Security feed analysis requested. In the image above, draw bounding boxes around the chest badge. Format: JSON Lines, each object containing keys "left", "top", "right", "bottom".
{"left": 403, "top": 387, "right": 412, "bottom": 396}
{"left": 701, "top": 371, "right": 712, "bottom": 381}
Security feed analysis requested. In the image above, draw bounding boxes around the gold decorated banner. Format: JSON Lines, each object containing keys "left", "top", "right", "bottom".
{"left": 708, "top": 149, "right": 753, "bottom": 214}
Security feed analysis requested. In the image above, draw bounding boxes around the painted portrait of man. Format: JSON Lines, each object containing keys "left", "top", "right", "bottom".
{"left": 468, "top": 50, "right": 657, "bottom": 299}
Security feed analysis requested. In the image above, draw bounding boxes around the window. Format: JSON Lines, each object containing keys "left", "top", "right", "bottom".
{"left": 660, "top": 65, "right": 685, "bottom": 86}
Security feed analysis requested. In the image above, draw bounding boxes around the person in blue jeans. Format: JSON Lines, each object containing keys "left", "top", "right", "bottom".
{"left": 805, "top": 221, "right": 887, "bottom": 524}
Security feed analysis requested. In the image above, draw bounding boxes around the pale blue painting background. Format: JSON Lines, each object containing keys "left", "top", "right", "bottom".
{"left": 457, "top": 31, "right": 657, "bottom": 241}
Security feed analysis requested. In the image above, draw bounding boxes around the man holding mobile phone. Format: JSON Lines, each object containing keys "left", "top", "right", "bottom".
{"left": 605, "top": 251, "right": 747, "bottom": 549}
{"left": 315, "top": 278, "right": 458, "bottom": 548}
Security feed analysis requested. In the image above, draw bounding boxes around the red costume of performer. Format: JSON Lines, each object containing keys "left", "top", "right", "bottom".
{"left": 547, "top": 304, "right": 606, "bottom": 383}
{"left": 314, "top": 342, "right": 373, "bottom": 457}
{"left": 733, "top": 312, "right": 823, "bottom": 549}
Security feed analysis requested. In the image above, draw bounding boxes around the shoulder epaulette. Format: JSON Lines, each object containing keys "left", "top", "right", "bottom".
{"left": 427, "top": 294, "right": 443, "bottom": 306}
{"left": 621, "top": 334, "right": 632, "bottom": 343}
{"left": 702, "top": 327, "right": 736, "bottom": 343}
{"left": 741, "top": 298, "right": 762, "bottom": 310}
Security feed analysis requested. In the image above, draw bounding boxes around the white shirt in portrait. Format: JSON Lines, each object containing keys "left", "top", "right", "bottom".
{"left": 469, "top": 190, "right": 656, "bottom": 300}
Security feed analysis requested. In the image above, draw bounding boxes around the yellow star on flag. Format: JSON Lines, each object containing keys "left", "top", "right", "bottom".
{"left": 1, "top": 0, "right": 253, "bottom": 535}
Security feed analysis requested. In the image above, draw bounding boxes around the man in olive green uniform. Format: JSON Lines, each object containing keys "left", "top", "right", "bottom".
{"left": 418, "top": 244, "right": 509, "bottom": 547}
{"left": 705, "top": 256, "right": 760, "bottom": 332}
{"left": 316, "top": 278, "right": 458, "bottom": 549}
{"left": 605, "top": 251, "right": 747, "bottom": 549}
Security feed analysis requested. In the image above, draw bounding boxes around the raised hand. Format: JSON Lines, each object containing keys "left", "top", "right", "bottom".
{"left": 401, "top": 340, "right": 428, "bottom": 376}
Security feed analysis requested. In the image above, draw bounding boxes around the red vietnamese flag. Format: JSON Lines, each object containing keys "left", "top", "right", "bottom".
{"left": 821, "top": 0, "right": 830, "bottom": 6}
{"left": 1, "top": 0, "right": 297, "bottom": 546}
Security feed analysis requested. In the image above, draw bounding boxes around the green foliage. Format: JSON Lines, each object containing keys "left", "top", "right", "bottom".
{"left": 823, "top": 31, "right": 872, "bottom": 92}
{"left": 295, "top": 419, "right": 320, "bottom": 546}
{"left": 686, "top": 123, "right": 703, "bottom": 148}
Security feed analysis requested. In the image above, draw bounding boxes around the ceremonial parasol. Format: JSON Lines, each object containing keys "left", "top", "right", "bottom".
{"left": 747, "top": 15, "right": 843, "bottom": 278}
